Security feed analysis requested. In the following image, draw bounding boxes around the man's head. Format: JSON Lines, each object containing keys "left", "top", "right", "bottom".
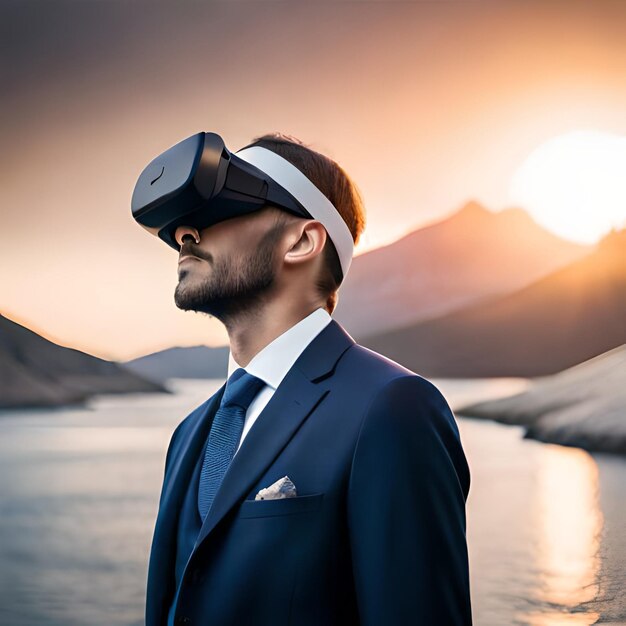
{"left": 173, "top": 133, "right": 366, "bottom": 323}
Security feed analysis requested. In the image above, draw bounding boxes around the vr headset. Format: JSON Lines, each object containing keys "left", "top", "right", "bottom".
{"left": 131, "top": 132, "right": 354, "bottom": 280}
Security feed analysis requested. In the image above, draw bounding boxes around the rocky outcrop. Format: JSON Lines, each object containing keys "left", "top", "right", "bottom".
{"left": 0, "top": 313, "right": 168, "bottom": 409}
{"left": 457, "top": 345, "right": 626, "bottom": 455}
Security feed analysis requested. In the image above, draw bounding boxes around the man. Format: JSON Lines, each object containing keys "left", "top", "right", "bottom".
{"left": 144, "top": 133, "right": 472, "bottom": 625}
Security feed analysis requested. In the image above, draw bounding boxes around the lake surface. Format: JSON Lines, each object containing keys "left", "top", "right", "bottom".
{"left": 0, "top": 379, "right": 624, "bottom": 626}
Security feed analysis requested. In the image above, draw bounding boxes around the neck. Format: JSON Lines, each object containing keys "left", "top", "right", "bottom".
{"left": 225, "top": 300, "right": 323, "bottom": 368}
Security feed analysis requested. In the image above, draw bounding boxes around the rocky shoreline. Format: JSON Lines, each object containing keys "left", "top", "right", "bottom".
{"left": 457, "top": 345, "right": 626, "bottom": 455}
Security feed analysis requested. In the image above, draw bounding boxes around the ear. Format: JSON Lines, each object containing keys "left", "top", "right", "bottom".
{"left": 283, "top": 220, "right": 327, "bottom": 267}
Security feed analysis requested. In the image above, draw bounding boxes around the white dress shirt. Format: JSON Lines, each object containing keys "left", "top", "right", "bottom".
{"left": 226, "top": 307, "right": 332, "bottom": 454}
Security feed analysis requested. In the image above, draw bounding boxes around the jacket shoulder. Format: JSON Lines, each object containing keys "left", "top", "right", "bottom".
{"left": 336, "top": 343, "right": 455, "bottom": 427}
{"left": 339, "top": 341, "right": 424, "bottom": 386}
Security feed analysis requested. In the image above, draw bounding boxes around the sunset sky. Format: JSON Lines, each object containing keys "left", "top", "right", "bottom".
{"left": 2, "top": 0, "right": 626, "bottom": 361}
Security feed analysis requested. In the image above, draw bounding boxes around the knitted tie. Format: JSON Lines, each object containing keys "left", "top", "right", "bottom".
{"left": 197, "top": 368, "right": 266, "bottom": 520}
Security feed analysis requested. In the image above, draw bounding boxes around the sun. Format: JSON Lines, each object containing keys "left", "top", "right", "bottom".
{"left": 508, "top": 130, "right": 626, "bottom": 244}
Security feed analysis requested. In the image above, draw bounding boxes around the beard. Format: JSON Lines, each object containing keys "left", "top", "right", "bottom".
{"left": 174, "top": 222, "right": 284, "bottom": 321}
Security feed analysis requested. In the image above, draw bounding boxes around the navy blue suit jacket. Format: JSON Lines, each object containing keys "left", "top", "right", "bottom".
{"left": 146, "top": 318, "right": 472, "bottom": 625}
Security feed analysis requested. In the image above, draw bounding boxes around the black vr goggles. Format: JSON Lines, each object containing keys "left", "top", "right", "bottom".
{"left": 130, "top": 132, "right": 354, "bottom": 280}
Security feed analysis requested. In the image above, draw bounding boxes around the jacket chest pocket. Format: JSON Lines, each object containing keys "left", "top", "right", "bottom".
{"left": 238, "top": 493, "right": 324, "bottom": 518}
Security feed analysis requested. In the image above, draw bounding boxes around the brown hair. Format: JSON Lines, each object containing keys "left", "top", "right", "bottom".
{"left": 240, "top": 133, "right": 366, "bottom": 314}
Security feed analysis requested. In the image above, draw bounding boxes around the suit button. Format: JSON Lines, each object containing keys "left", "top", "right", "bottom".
{"left": 176, "top": 617, "right": 191, "bottom": 625}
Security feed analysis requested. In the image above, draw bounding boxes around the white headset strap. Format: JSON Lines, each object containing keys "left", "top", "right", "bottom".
{"left": 235, "top": 146, "right": 354, "bottom": 278}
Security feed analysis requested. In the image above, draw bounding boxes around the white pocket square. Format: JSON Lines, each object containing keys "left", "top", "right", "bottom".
{"left": 255, "top": 475, "right": 298, "bottom": 500}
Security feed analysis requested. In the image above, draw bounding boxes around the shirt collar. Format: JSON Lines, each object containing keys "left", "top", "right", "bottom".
{"left": 227, "top": 307, "right": 332, "bottom": 389}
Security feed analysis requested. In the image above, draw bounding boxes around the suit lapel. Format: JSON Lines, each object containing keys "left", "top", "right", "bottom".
{"left": 193, "top": 318, "right": 355, "bottom": 551}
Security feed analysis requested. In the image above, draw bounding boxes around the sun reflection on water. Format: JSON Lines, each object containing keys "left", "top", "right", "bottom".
{"left": 524, "top": 445, "right": 603, "bottom": 625}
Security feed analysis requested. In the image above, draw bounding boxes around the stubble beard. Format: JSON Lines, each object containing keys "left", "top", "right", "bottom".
{"left": 174, "top": 224, "right": 283, "bottom": 323}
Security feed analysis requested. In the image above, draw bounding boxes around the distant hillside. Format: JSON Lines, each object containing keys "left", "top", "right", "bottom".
{"left": 362, "top": 230, "right": 626, "bottom": 377}
{"left": 122, "top": 202, "right": 590, "bottom": 378}
{"left": 0, "top": 314, "right": 167, "bottom": 409}
{"left": 334, "top": 201, "right": 590, "bottom": 338}
{"left": 457, "top": 345, "right": 626, "bottom": 454}
{"left": 124, "top": 345, "right": 229, "bottom": 381}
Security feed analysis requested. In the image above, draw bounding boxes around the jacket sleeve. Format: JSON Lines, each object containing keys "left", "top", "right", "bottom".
{"left": 347, "top": 375, "right": 472, "bottom": 625}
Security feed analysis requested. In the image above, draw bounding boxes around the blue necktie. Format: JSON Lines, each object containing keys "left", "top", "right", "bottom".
{"left": 197, "top": 367, "right": 266, "bottom": 520}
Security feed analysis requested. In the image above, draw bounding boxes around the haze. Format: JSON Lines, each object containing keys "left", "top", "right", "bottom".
{"left": 1, "top": 0, "right": 625, "bottom": 360}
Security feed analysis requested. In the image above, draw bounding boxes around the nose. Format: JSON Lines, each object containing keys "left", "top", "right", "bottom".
{"left": 174, "top": 226, "right": 201, "bottom": 247}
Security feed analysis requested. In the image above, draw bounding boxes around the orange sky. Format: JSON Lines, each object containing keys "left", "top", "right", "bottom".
{"left": 2, "top": 0, "right": 626, "bottom": 361}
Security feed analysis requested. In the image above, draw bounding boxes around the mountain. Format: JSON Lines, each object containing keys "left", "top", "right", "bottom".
{"left": 456, "top": 345, "right": 626, "bottom": 454}
{"left": 362, "top": 229, "right": 626, "bottom": 377}
{"left": 0, "top": 313, "right": 167, "bottom": 409}
{"left": 334, "top": 201, "right": 590, "bottom": 338}
{"left": 124, "top": 345, "right": 229, "bottom": 381}
{"left": 121, "top": 202, "right": 590, "bottom": 379}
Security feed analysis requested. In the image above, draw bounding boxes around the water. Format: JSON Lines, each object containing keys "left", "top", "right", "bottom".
{"left": 0, "top": 379, "right": 624, "bottom": 626}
